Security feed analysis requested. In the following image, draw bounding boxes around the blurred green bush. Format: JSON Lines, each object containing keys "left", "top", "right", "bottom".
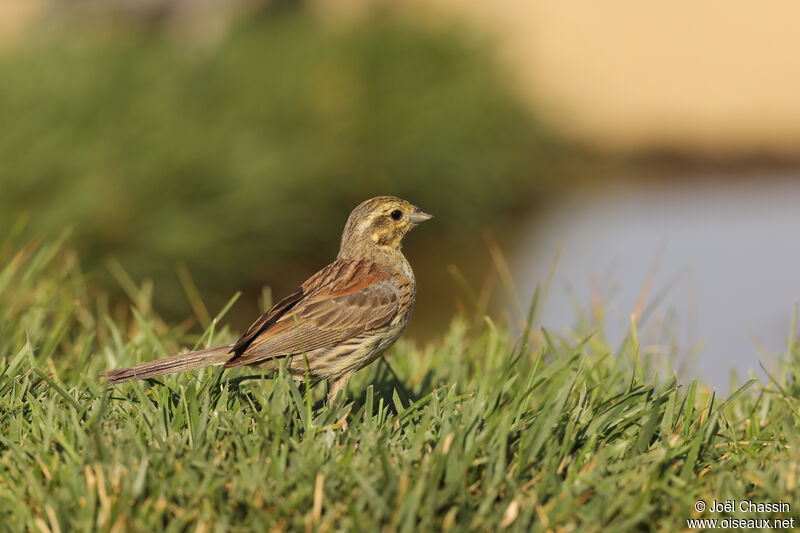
{"left": 0, "top": 9, "right": 554, "bottom": 321}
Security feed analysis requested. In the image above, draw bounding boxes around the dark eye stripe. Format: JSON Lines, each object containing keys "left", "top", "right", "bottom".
{"left": 390, "top": 210, "right": 403, "bottom": 220}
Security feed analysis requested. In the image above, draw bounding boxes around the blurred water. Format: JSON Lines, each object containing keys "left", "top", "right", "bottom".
{"left": 512, "top": 174, "right": 800, "bottom": 391}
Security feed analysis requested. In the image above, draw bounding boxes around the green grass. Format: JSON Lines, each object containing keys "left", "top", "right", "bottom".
{"left": 2, "top": 239, "right": 799, "bottom": 531}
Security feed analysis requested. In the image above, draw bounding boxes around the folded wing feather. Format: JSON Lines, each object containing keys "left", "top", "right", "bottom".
{"left": 224, "top": 260, "right": 399, "bottom": 368}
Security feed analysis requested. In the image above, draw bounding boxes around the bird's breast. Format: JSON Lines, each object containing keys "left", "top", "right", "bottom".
{"left": 391, "top": 257, "right": 416, "bottom": 326}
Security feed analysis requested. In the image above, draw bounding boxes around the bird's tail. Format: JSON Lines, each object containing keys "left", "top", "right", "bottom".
{"left": 100, "top": 344, "right": 234, "bottom": 385}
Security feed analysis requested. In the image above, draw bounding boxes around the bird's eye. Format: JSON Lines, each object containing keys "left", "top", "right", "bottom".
{"left": 390, "top": 209, "right": 403, "bottom": 221}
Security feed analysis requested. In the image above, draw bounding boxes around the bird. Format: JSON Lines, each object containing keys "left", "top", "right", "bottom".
{"left": 100, "top": 196, "right": 432, "bottom": 404}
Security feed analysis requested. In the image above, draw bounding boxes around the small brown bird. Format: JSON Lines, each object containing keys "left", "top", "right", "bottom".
{"left": 101, "top": 196, "right": 432, "bottom": 404}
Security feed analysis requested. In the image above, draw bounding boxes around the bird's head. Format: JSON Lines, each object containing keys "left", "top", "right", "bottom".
{"left": 338, "top": 196, "right": 433, "bottom": 260}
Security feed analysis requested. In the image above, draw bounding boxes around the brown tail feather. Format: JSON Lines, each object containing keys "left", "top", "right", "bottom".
{"left": 100, "top": 344, "right": 234, "bottom": 384}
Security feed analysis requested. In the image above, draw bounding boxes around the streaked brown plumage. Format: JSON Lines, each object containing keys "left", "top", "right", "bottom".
{"left": 100, "top": 196, "right": 432, "bottom": 403}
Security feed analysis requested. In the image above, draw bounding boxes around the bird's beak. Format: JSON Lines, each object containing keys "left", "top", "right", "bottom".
{"left": 409, "top": 206, "right": 433, "bottom": 223}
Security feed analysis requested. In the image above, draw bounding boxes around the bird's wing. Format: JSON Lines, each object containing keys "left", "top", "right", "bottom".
{"left": 229, "top": 287, "right": 305, "bottom": 355}
{"left": 225, "top": 259, "right": 400, "bottom": 368}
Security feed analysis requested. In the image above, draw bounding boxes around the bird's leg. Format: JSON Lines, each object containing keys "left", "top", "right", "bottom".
{"left": 327, "top": 374, "right": 352, "bottom": 405}
{"left": 328, "top": 374, "right": 353, "bottom": 431}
